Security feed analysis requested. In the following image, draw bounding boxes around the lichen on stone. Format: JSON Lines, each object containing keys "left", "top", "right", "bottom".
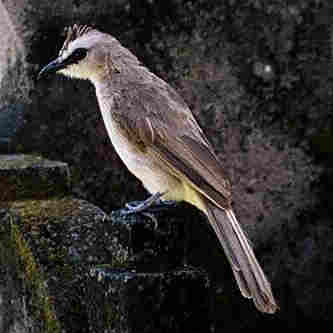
{"left": 8, "top": 198, "right": 80, "bottom": 227}
{"left": 9, "top": 214, "right": 61, "bottom": 333}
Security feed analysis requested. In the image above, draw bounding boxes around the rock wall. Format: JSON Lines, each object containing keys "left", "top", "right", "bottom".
{"left": 0, "top": 155, "right": 212, "bottom": 333}
{"left": 0, "top": 0, "right": 332, "bottom": 331}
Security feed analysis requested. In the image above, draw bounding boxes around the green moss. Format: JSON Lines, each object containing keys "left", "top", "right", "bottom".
{"left": 6, "top": 198, "right": 80, "bottom": 299}
{"left": 10, "top": 217, "right": 61, "bottom": 333}
{"left": 0, "top": 154, "right": 44, "bottom": 169}
{"left": 8, "top": 198, "right": 79, "bottom": 227}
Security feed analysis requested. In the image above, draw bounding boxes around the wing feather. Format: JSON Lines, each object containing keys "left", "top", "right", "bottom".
{"left": 111, "top": 82, "right": 232, "bottom": 209}
{"left": 132, "top": 114, "right": 232, "bottom": 209}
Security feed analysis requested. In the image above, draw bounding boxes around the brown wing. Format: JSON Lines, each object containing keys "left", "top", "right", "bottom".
{"left": 112, "top": 82, "right": 232, "bottom": 209}
{"left": 150, "top": 130, "right": 232, "bottom": 208}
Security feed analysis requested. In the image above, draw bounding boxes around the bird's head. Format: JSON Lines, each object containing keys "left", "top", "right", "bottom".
{"left": 38, "top": 25, "right": 120, "bottom": 82}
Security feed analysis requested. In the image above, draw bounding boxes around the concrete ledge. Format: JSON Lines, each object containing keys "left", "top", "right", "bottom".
{"left": 0, "top": 154, "right": 70, "bottom": 201}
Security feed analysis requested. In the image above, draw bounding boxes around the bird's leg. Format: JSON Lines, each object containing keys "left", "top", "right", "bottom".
{"left": 124, "top": 192, "right": 178, "bottom": 228}
{"left": 124, "top": 191, "right": 166, "bottom": 213}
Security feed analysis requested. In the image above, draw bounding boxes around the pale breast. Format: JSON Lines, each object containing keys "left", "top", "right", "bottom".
{"left": 97, "top": 94, "right": 182, "bottom": 196}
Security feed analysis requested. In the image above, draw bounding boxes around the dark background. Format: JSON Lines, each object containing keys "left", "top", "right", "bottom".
{"left": 0, "top": 0, "right": 332, "bottom": 330}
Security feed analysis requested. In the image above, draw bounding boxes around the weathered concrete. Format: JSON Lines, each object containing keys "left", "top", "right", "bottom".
{"left": 0, "top": 154, "right": 70, "bottom": 201}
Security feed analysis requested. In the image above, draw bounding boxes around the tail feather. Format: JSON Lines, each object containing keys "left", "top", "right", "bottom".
{"left": 204, "top": 200, "right": 278, "bottom": 313}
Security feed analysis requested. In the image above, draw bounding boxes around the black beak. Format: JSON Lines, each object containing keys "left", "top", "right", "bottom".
{"left": 37, "top": 58, "right": 66, "bottom": 80}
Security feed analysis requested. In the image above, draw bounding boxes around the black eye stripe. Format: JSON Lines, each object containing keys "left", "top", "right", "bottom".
{"left": 67, "top": 48, "right": 88, "bottom": 64}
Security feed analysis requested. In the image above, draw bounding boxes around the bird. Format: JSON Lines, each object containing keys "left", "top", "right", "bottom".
{"left": 38, "top": 24, "right": 278, "bottom": 313}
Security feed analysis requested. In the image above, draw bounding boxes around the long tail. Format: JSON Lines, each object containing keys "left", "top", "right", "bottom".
{"left": 203, "top": 199, "right": 278, "bottom": 313}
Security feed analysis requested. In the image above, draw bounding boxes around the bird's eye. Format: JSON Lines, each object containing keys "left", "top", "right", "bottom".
{"left": 71, "top": 48, "right": 87, "bottom": 63}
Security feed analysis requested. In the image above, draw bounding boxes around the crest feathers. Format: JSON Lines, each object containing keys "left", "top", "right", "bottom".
{"left": 59, "top": 24, "right": 95, "bottom": 55}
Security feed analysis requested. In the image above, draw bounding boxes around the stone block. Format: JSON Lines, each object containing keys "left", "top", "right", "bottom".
{"left": 107, "top": 203, "right": 209, "bottom": 271}
{"left": 0, "top": 154, "right": 70, "bottom": 201}
{"left": 0, "top": 198, "right": 110, "bottom": 332}
{"left": 0, "top": 197, "right": 212, "bottom": 332}
{"left": 88, "top": 266, "right": 210, "bottom": 333}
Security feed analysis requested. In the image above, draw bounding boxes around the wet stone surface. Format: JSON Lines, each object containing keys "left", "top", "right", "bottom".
{"left": 0, "top": 154, "right": 70, "bottom": 201}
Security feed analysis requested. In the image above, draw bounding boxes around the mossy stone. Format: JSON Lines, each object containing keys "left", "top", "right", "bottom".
{"left": 0, "top": 154, "right": 70, "bottom": 201}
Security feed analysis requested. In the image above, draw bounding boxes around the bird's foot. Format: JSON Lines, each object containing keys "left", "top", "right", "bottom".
{"left": 124, "top": 192, "right": 166, "bottom": 214}
{"left": 122, "top": 193, "right": 179, "bottom": 229}
{"left": 123, "top": 192, "right": 179, "bottom": 214}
